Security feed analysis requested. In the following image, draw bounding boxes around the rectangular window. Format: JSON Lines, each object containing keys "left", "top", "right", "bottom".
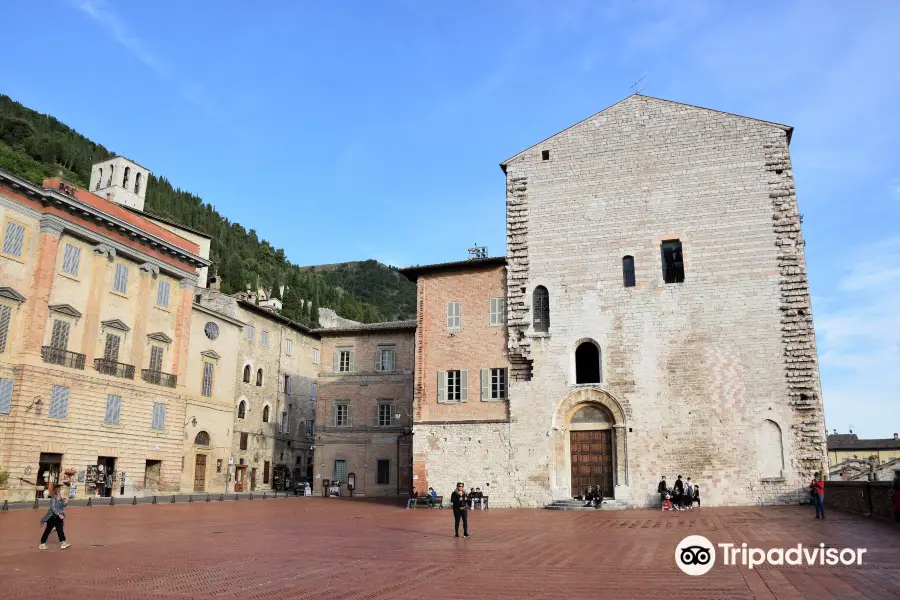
{"left": 439, "top": 370, "right": 467, "bottom": 403}
{"left": 0, "top": 304, "right": 11, "bottom": 354}
{"left": 1, "top": 220, "right": 25, "bottom": 258}
{"left": 112, "top": 264, "right": 129, "bottom": 294}
{"left": 334, "top": 403, "right": 350, "bottom": 427}
{"left": 311, "top": 382, "right": 317, "bottom": 401}
{"left": 281, "top": 411, "right": 288, "bottom": 434}
{"left": 284, "top": 375, "right": 292, "bottom": 394}
{"left": 285, "top": 339, "right": 293, "bottom": 356}
{"left": 489, "top": 297, "right": 505, "bottom": 325}
{"left": 247, "top": 326, "right": 254, "bottom": 342}
{"left": 151, "top": 402, "right": 166, "bottom": 430}
{"left": 446, "top": 301, "right": 461, "bottom": 329}
{"left": 50, "top": 319, "right": 70, "bottom": 350}
{"left": 104, "top": 394, "right": 122, "bottom": 425}
{"left": 306, "top": 419, "right": 315, "bottom": 436}
{"left": 661, "top": 240, "right": 685, "bottom": 284}
{"left": 201, "top": 362, "right": 214, "bottom": 397}
{"left": 240, "top": 432, "right": 248, "bottom": 450}
{"left": 491, "top": 368, "right": 507, "bottom": 400}
{"left": 48, "top": 385, "right": 69, "bottom": 419}
{"left": 376, "top": 347, "right": 395, "bottom": 372}
{"left": 261, "top": 330, "right": 269, "bottom": 347}
{"left": 333, "top": 459, "right": 347, "bottom": 483}
{"left": 622, "top": 256, "right": 636, "bottom": 287}
{"left": 149, "top": 346, "right": 164, "bottom": 372}
{"left": 103, "top": 333, "right": 121, "bottom": 362}
{"left": 156, "top": 280, "right": 170, "bottom": 308}
{"left": 0, "top": 378, "right": 14, "bottom": 415}
{"left": 376, "top": 459, "right": 390, "bottom": 485}
{"left": 338, "top": 350, "right": 352, "bottom": 372}
{"left": 61, "top": 243, "right": 81, "bottom": 276}
{"left": 377, "top": 402, "right": 394, "bottom": 427}
{"left": 312, "top": 348, "right": 319, "bottom": 364}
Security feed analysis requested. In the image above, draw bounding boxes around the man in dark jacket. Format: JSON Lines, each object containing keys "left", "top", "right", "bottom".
{"left": 450, "top": 482, "right": 469, "bottom": 538}
{"left": 673, "top": 475, "right": 684, "bottom": 510}
{"left": 657, "top": 476, "right": 667, "bottom": 509}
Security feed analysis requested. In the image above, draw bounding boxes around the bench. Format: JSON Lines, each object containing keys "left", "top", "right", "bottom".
{"left": 412, "top": 496, "right": 443, "bottom": 509}
{"left": 469, "top": 496, "right": 489, "bottom": 509}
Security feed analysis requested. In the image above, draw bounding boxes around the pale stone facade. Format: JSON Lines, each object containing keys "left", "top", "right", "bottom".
{"left": 404, "top": 95, "right": 827, "bottom": 508}
{"left": 313, "top": 323, "right": 415, "bottom": 497}
{"left": 229, "top": 300, "right": 320, "bottom": 492}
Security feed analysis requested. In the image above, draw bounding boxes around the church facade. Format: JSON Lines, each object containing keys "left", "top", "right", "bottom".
{"left": 405, "top": 95, "right": 827, "bottom": 508}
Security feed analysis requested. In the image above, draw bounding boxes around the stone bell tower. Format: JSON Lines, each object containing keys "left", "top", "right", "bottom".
{"left": 89, "top": 156, "right": 150, "bottom": 211}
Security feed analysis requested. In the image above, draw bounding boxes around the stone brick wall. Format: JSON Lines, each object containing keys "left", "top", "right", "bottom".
{"left": 314, "top": 328, "right": 414, "bottom": 496}
{"left": 825, "top": 481, "right": 895, "bottom": 521}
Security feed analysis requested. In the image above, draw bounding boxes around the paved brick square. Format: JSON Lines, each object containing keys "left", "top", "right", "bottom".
{"left": 1, "top": 500, "right": 898, "bottom": 599}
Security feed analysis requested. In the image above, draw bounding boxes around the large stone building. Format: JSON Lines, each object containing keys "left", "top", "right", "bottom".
{"left": 404, "top": 95, "right": 827, "bottom": 507}
{"left": 312, "top": 321, "right": 415, "bottom": 497}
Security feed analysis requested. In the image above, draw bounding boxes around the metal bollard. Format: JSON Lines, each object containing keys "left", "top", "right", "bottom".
{"left": 152, "top": 495, "right": 157, "bottom": 504}
{"left": 109, "top": 496, "right": 115, "bottom": 506}
{"left": 33, "top": 498, "right": 39, "bottom": 509}
{"left": 86, "top": 497, "right": 92, "bottom": 507}
{"left": 262, "top": 492, "right": 266, "bottom": 500}
{"left": 234, "top": 494, "right": 239, "bottom": 501}
{"left": 189, "top": 495, "right": 193, "bottom": 503}
{"left": 171, "top": 495, "right": 176, "bottom": 503}
{"left": 132, "top": 496, "right": 137, "bottom": 505}
{"left": 219, "top": 494, "right": 224, "bottom": 502}
{"left": 1, "top": 500, "right": 8, "bottom": 511}
{"left": 206, "top": 495, "right": 210, "bottom": 503}
{"left": 249, "top": 493, "right": 253, "bottom": 500}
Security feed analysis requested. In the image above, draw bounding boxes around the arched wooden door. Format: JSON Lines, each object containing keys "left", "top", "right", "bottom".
{"left": 570, "top": 430, "right": 613, "bottom": 497}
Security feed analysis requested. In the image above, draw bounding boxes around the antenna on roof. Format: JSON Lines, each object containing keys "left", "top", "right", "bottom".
{"left": 468, "top": 245, "right": 488, "bottom": 260}
{"left": 630, "top": 74, "right": 647, "bottom": 95}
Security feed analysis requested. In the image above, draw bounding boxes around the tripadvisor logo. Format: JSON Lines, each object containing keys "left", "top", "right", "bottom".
{"left": 675, "top": 535, "right": 868, "bottom": 576}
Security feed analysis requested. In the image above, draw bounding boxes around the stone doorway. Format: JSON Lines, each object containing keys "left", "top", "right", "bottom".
{"left": 570, "top": 429, "right": 614, "bottom": 498}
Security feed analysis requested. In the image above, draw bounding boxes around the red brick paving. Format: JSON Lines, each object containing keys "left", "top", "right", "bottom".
{"left": 0, "top": 500, "right": 897, "bottom": 599}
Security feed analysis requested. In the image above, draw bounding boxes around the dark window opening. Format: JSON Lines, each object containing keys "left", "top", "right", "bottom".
{"left": 660, "top": 240, "right": 685, "bottom": 284}
{"left": 262, "top": 406, "right": 270, "bottom": 423}
{"left": 775, "top": 169, "right": 783, "bottom": 175}
{"left": 376, "top": 459, "right": 390, "bottom": 485}
{"left": 256, "top": 368, "right": 263, "bottom": 386}
{"left": 533, "top": 286, "right": 550, "bottom": 332}
{"left": 243, "top": 365, "right": 251, "bottom": 383}
{"left": 239, "top": 432, "right": 248, "bottom": 450}
{"left": 575, "top": 342, "right": 601, "bottom": 384}
{"left": 622, "top": 256, "right": 636, "bottom": 287}
{"left": 237, "top": 401, "right": 246, "bottom": 419}
{"left": 541, "top": 150, "right": 550, "bottom": 161}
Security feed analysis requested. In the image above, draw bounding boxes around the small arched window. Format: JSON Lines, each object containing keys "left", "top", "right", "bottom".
{"left": 123, "top": 166, "right": 130, "bottom": 189}
{"left": 575, "top": 341, "right": 601, "bottom": 384}
{"left": 194, "top": 431, "right": 210, "bottom": 446}
{"left": 262, "top": 405, "right": 270, "bottom": 423}
{"left": 237, "top": 400, "right": 246, "bottom": 419}
{"left": 256, "top": 369, "right": 263, "bottom": 386}
{"left": 622, "top": 256, "right": 636, "bottom": 287}
{"left": 758, "top": 420, "right": 784, "bottom": 478}
{"left": 243, "top": 365, "right": 251, "bottom": 383}
{"left": 134, "top": 172, "right": 142, "bottom": 194}
{"left": 107, "top": 165, "right": 114, "bottom": 187}
{"left": 533, "top": 286, "right": 550, "bottom": 332}
{"left": 96, "top": 168, "right": 102, "bottom": 190}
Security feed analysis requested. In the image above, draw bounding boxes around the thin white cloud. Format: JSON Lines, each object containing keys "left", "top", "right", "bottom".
{"left": 76, "top": 0, "right": 169, "bottom": 75}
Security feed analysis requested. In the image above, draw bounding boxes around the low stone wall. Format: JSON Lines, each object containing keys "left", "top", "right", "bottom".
{"left": 825, "top": 480, "right": 895, "bottom": 521}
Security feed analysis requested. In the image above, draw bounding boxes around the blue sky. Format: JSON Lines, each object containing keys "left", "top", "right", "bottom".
{"left": 1, "top": 1, "right": 897, "bottom": 438}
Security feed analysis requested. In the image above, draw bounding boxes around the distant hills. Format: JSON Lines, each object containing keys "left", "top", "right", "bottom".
{"left": 0, "top": 94, "right": 416, "bottom": 324}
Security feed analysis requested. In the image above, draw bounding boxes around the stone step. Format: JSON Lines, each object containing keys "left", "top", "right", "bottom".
{"left": 545, "top": 500, "right": 629, "bottom": 511}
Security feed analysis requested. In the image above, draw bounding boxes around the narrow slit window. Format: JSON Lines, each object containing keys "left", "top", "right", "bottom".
{"left": 622, "top": 256, "right": 636, "bottom": 287}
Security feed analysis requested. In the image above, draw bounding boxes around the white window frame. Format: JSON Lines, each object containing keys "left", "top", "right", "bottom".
{"left": 338, "top": 350, "right": 352, "bottom": 372}
{"left": 285, "top": 338, "right": 293, "bottom": 356}
{"left": 489, "top": 297, "right": 505, "bottom": 325}
{"left": 447, "top": 301, "right": 461, "bottom": 329}
{"left": 376, "top": 346, "right": 395, "bottom": 372}
{"left": 312, "top": 348, "right": 319, "bottom": 364}
{"left": 377, "top": 401, "right": 394, "bottom": 427}
{"left": 334, "top": 402, "right": 350, "bottom": 427}
{"left": 261, "top": 330, "right": 269, "bottom": 347}
{"left": 247, "top": 326, "right": 254, "bottom": 342}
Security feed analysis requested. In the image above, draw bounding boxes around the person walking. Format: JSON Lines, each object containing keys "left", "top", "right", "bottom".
{"left": 450, "top": 482, "right": 469, "bottom": 538}
{"left": 810, "top": 472, "right": 825, "bottom": 519}
{"left": 657, "top": 476, "right": 667, "bottom": 510}
{"left": 683, "top": 478, "right": 694, "bottom": 511}
{"left": 39, "top": 486, "right": 70, "bottom": 551}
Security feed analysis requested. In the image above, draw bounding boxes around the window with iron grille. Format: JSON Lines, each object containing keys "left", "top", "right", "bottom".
{"left": 334, "top": 403, "right": 350, "bottom": 427}
{"left": 0, "top": 304, "right": 11, "bottom": 354}
{"left": 112, "top": 264, "right": 129, "bottom": 294}
{"left": 201, "top": 362, "right": 214, "bottom": 397}
{"left": 532, "top": 286, "right": 549, "bottom": 332}
{"left": 333, "top": 459, "right": 347, "bottom": 483}
{"left": 377, "top": 402, "right": 394, "bottom": 427}
{"left": 622, "top": 256, "right": 636, "bottom": 287}
{"left": 376, "top": 347, "right": 395, "bottom": 372}
{"left": 104, "top": 394, "right": 122, "bottom": 425}
{"left": 156, "top": 280, "right": 170, "bottom": 307}
{"left": 446, "top": 301, "right": 461, "bottom": 329}
{"left": 61, "top": 244, "right": 81, "bottom": 276}
{"left": 240, "top": 432, "right": 248, "bottom": 450}
{"left": 489, "top": 297, "right": 505, "bottom": 325}
{"left": 2, "top": 220, "right": 25, "bottom": 257}
{"left": 661, "top": 240, "right": 685, "bottom": 284}
{"left": 376, "top": 459, "right": 390, "bottom": 485}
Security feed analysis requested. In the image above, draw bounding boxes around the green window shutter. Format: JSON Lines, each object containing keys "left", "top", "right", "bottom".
{"left": 460, "top": 370, "right": 468, "bottom": 402}
{"left": 333, "top": 350, "right": 339, "bottom": 373}
{"left": 375, "top": 348, "right": 382, "bottom": 372}
{"left": 349, "top": 349, "right": 355, "bottom": 372}
{"left": 437, "top": 371, "right": 445, "bottom": 402}
{"left": 481, "top": 368, "right": 490, "bottom": 400}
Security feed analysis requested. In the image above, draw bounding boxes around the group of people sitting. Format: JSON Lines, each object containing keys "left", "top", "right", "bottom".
{"left": 657, "top": 475, "right": 700, "bottom": 510}
{"left": 406, "top": 486, "right": 487, "bottom": 509}
{"left": 406, "top": 486, "right": 439, "bottom": 508}
{"left": 581, "top": 485, "right": 604, "bottom": 508}
{"left": 467, "top": 487, "right": 486, "bottom": 509}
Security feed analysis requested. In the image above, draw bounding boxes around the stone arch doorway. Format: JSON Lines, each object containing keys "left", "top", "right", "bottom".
{"left": 551, "top": 388, "right": 629, "bottom": 501}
